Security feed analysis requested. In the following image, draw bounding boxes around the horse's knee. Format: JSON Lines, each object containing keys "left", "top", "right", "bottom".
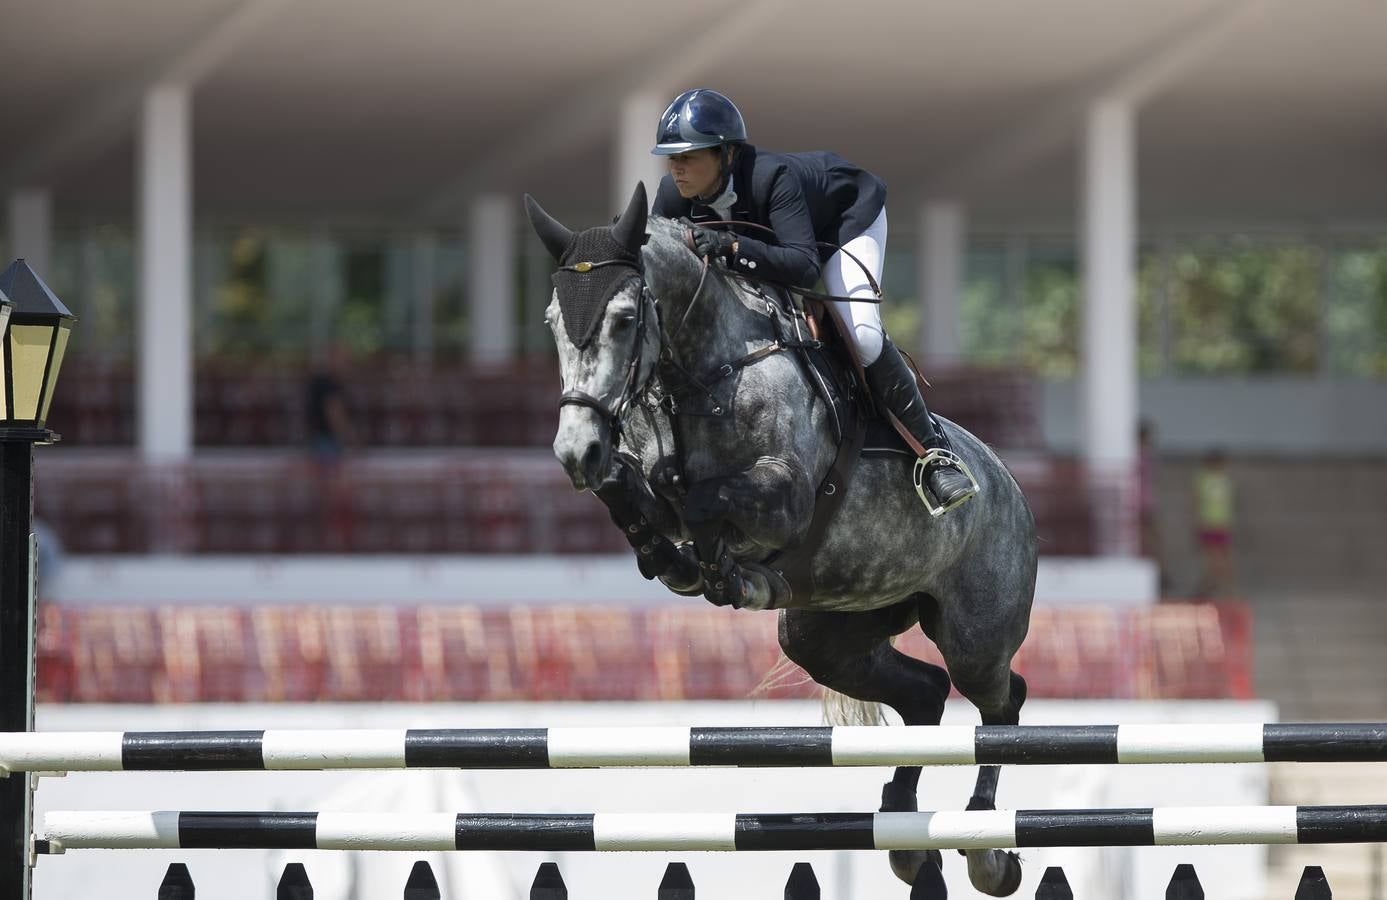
{"left": 947, "top": 660, "right": 1015, "bottom": 715}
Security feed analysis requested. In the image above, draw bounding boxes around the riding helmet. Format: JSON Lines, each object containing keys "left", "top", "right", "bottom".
{"left": 651, "top": 89, "right": 747, "bottom": 155}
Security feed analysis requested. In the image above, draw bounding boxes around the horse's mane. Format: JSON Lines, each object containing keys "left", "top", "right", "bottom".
{"left": 642, "top": 215, "right": 755, "bottom": 305}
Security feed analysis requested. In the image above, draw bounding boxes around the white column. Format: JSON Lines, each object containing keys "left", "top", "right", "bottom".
{"left": 137, "top": 84, "right": 194, "bottom": 462}
{"left": 7, "top": 189, "right": 52, "bottom": 279}
{"left": 615, "top": 91, "right": 668, "bottom": 214}
{"left": 1080, "top": 99, "right": 1139, "bottom": 553}
{"left": 917, "top": 201, "right": 965, "bottom": 365}
{"left": 467, "top": 194, "right": 518, "bottom": 365}
{"left": 411, "top": 233, "right": 436, "bottom": 366}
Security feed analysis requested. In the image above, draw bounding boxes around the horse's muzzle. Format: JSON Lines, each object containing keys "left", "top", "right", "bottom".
{"left": 553, "top": 408, "right": 612, "bottom": 491}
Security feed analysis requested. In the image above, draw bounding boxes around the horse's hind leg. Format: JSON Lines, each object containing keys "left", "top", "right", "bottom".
{"left": 778, "top": 604, "right": 952, "bottom": 889}
{"left": 943, "top": 647, "right": 1029, "bottom": 897}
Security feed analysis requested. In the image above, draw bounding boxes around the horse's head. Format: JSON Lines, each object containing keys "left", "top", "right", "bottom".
{"left": 525, "top": 183, "right": 659, "bottom": 491}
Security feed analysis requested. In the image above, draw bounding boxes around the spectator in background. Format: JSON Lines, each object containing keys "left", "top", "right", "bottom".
{"left": 1195, "top": 448, "right": 1235, "bottom": 597}
{"left": 1137, "top": 421, "right": 1167, "bottom": 593}
{"left": 307, "top": 343, "right": 355, "bottom": 461}
{"left": 306, "top": 343, "right": 356, "bottom": 550}
{"left": 34, "top": 518, "right": 65, "bottom": 587}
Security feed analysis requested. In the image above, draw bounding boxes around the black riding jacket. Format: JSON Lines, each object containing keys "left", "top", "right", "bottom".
{"left": 651, "top": 143, "right": 886, "bottom": 289}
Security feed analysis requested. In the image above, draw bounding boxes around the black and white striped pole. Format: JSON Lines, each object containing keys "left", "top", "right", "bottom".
{"left": 0, "top": 260, "right": 75, "bottom": 900}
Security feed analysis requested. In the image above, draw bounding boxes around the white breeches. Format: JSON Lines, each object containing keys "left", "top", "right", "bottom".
{"left": 822, "top": 206, "right": 888, "bottom": 366}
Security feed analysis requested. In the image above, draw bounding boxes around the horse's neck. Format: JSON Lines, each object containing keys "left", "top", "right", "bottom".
{"left": 663, "top": 274, "right": 765, "bottom": 363}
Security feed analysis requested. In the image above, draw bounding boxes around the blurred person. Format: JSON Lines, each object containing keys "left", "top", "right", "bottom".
{"left": 1137, "top": 421, "right": 1168, "bottom": 593}
{"left": 650, "top": 88, "right": 977, "bottom": 514}
{"left": 33, "top": 518, "right": 65, "bottom": 587}
{"left": 306, "top": 343, "right": 357, "bottom": 550}
{"left": 306, "top": 343, "right": 355, "bottom": 461}
{"left": 1194, "top": 448, "right": 1235, "bottom": 597}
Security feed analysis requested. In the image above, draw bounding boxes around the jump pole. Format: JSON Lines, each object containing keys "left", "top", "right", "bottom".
{"left": 37, "top": 805, "right": 1387, "bottom": 854}
{"left": 3, "top": 723, "right": 1384, "bottom": 773}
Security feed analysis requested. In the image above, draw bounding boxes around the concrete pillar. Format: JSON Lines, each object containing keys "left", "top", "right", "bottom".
{"left": 523, "top": 235, "right": 554, "bottom": 354}
{"left": 917, "top": 201, "right": 965, "bottom": 365}
{"left": 7, "top": 189, "right": 52, "bottom": 279}
{"left": 137, "top": 84, "right": 194, "bottom": 462}
{"left": 1080, "top": 99, "right": 1139, "bottom": 554}
{"left": 308, "top": 226, "right": 343, "bottom": 356}
{"left": 1080, "top": 99, "right": 1137, "bottom": 468}
{"left": 615, "top": 91, "right": 668, "bottom": 214}
{"left": 411, "top": 233, "right": 436, "bottom": 366}
{"left": 467, "top": 194, "right": 518, "bottom": 365}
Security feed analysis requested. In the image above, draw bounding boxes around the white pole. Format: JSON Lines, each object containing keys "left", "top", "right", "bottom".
{"left": 137, "top": 84, "right": 194, "bottom": 462}
{"left": 614, "top": 91, "right": 668, "bottom": 214}
{"left": 918, "top": 201, "right": 966, "bottom": 365}
{"left": 7, "top": 190, "right": 52, "bottom": 279}
{"left": 467, "top": 194, "right": 518, "bottom": 365}
{"left": 1079, "top": 99, "right": 1139, "bottom": 553}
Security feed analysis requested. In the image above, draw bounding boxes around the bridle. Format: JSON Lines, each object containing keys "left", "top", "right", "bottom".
{"left": 555, "top": 257, "right": 657, "bottom": 442}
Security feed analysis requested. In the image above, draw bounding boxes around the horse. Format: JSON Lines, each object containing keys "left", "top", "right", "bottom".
{"left": 525, "top": 183, "right": 1039, "bottom": 897}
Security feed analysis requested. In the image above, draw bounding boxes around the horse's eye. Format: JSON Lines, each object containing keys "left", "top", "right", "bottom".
{"left": 614, "top": 314, "right": 636, "bottom": 329}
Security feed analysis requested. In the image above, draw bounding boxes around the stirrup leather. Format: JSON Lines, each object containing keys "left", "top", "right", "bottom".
{"left": 912, "top": 448, "right": 980, "bottom": 518}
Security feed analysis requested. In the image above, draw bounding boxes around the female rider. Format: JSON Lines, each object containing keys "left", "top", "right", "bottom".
{"left": 649, "top": 88, "right": 977, "bottom": 514}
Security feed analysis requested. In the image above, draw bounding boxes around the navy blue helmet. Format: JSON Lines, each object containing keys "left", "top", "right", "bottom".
{"left": 651, "top": 89, "right": 747, "bottom": 156}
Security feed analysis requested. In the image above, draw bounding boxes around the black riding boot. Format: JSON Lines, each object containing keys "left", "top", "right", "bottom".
{"left": 864, "top": 339, "right": 978, "bottom": 512}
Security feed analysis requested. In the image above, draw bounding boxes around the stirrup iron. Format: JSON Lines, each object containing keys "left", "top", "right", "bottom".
{"left": 912, "top": 448, "right": 980, "bottom": 518}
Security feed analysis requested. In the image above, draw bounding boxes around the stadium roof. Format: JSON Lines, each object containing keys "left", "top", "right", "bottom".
{"left": 3, "top": 0, "right": 1384, "bottom": 228}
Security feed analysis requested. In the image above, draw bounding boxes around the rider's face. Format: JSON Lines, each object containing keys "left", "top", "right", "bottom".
{"left": 666, "top": 149, "right": 722, "bottom": 200}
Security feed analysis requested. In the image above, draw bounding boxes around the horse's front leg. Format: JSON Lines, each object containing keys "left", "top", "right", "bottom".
{"left": 684, "top": 456, "right": 812, "bottom": 610}
{"left": 593, "top": 454, "right": 702, "bottom": 592}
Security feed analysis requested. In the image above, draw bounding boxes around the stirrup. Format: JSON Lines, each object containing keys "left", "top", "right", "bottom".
{"left": 912, "top": 448, "right": 980, "bottom": 518}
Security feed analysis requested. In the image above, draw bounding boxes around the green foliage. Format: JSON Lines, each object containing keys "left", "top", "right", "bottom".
{"left": 1019, "top": 251, "right": 1079, "bottom": 377}
{"left": 1168, "top": 241, "right": 1320, "bottom": 374}
{"left": 35, "top": 223, "right": 1387, "bottom": 380}
{"left": 1327, "top": 246, "right": 1387, "bottom": 376}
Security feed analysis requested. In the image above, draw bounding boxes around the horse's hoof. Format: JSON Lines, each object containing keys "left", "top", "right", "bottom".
{"left": 887, "top": 848, "right": 943, "bottom": 881}
{"left": 880, "top": 780, "right": 918, "bottom": 813}
{"left": 907, "top": 854, "right": 948, "bottom": 898}
{"left": 966, "top": 848, "right": 1023, "bottom": 897}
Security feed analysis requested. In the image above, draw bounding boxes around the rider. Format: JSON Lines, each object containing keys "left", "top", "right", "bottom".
{"left": 649, "top": 88, "right": 977, "bottom": 513}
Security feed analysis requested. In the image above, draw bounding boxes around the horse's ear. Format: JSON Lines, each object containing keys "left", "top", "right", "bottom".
{"left": 524, "top": 193, "right": 573, "bottom": 263}
{"left": 612, "top": 182, "right": 648, "bottom": 254}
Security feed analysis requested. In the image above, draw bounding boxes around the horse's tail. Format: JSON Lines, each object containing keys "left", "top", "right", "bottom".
{"left": 821, "top": 689, "right": 886, "bottom": 727}
{"left": 752, "top": 650, "right": 888, "bottom": 727}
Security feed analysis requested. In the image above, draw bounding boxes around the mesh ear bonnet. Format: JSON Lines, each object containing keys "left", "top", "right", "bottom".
{"left": 552, "top": 227, "right": 643, "bottom": 349}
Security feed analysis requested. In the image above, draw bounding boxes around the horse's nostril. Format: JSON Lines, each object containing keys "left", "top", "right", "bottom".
{"left": 581, "top": 441, "right": 605, "bottom": 477}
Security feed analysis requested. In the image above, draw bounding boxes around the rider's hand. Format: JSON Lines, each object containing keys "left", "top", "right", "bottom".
{"left": 683, "top": 220, "right": 737, "bottom": 263}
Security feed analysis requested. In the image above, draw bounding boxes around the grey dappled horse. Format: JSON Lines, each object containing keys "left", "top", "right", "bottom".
{"left": 526, "top": 184, "right": 1038, "bottom": 897}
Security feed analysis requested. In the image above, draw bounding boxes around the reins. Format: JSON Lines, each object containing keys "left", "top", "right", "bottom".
{"left": 556, "top": 214, "right": 879, "bottom": 447}
{"left": 688, "top": 218, "right": 884, "bottom": 303}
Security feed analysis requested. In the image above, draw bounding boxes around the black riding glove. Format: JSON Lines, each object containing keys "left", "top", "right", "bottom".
{"left": 682, "top": 220, "right": 737, "bottom": 263}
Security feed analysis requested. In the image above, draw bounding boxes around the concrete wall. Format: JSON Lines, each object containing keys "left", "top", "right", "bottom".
{"left": 45, "top": 555, "right": 1158, "bottom": 606}
{"left": 1041, "top": 379, "right": 1387, "bottom": 456}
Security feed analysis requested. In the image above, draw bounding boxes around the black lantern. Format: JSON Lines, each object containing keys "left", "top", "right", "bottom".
{"left": 0, "top": 286, "right": 11, "bottom": 345}
{"left": 0, "top": 259, "right": 74, "bottom": 442}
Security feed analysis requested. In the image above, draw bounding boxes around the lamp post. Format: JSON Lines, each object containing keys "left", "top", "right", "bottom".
{"left": 0, "top": 259, "right": 74, "bottom": 900}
